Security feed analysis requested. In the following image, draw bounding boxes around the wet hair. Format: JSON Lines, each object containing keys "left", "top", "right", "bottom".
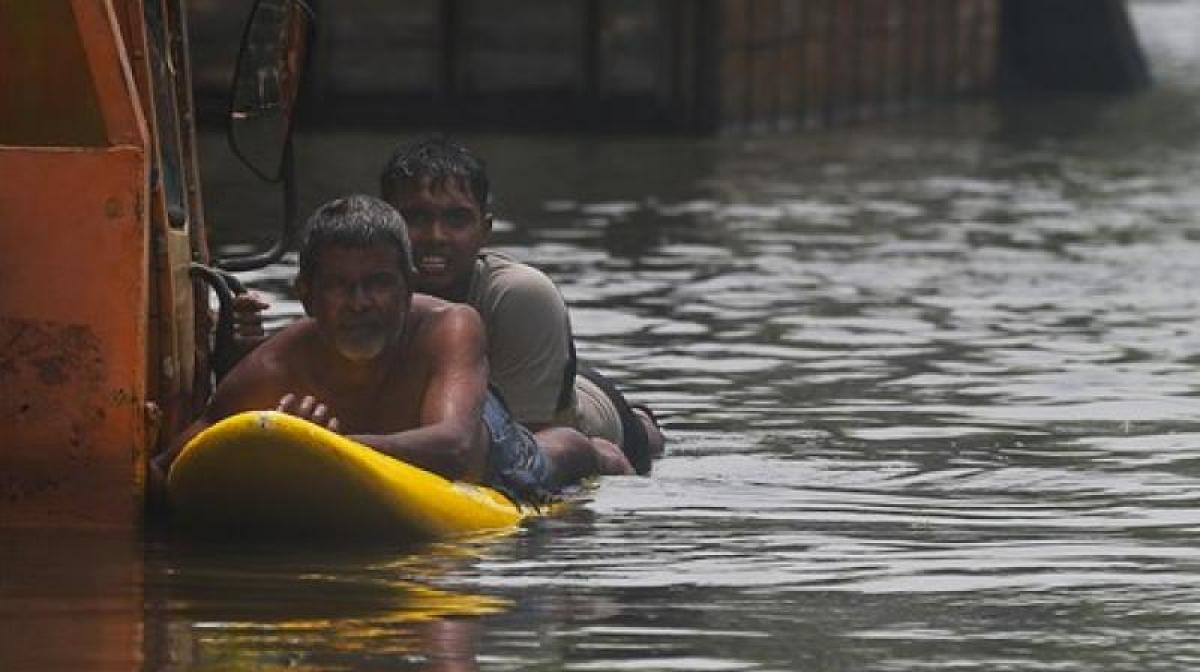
{"left": 379, "top": 134, "right": 491, "bottom": 210}
{"left": 297, "top": 194, "right": 417, "bottom": 286}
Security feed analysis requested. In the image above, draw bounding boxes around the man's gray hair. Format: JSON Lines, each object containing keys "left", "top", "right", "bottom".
{"left": 298, "top": 194, "right": 417, "bottom": 284}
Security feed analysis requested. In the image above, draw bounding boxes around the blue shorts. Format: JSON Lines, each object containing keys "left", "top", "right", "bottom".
{"left": 482, "top": 390, "right": 555, "bottom": 503}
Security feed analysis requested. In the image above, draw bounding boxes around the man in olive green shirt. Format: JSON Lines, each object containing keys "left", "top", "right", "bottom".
{"left": 379, "top": 136, "right": 662, "bottom": 474}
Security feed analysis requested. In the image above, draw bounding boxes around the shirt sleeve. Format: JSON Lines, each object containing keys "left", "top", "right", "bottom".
{"left": 483, "top": 264, "right": 574, "bottom": 426}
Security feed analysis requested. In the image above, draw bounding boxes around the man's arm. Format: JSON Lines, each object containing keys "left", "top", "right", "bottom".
{"left": 149, "top": 336, "right": 307, "bottom": 485}
{"left": 147, "top": 323, "right": 342, "bottom": 512}
{"left": 146, "top": 413, "right": 210, "bottom": 509}
{"left": 350, "top": 304, "right": 491, "bottom": 482}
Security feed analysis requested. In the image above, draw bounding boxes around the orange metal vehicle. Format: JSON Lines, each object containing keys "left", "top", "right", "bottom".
{"left": 0, "top": 0, "right": 311, "bottom": 529}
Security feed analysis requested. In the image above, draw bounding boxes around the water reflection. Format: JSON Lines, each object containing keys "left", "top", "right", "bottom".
{"left": 0, "top": 528, "right": 142, "bottom": 671}
{"left": 146, "top": 538, "right": 510, "bottom": 670}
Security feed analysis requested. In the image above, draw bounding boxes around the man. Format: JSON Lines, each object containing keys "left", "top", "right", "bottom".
{"left": 153, "top": 195, "right": 631, "bottom": 501}
{"left": 379, "top": 135, "right": 663, "bottom": 474}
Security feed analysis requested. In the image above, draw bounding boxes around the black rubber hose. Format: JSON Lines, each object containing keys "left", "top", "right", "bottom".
{"left": 189, "top": 263, "right": 243, "bottom": 382}
{"left": 214, "top": 140, "right": 299, "bottom": 273}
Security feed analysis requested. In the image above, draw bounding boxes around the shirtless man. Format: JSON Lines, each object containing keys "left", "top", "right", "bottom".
{"left": 153, "top": 195, "right": 630, "bottom": 501}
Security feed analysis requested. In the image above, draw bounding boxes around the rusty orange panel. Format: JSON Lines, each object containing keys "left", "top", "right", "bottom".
{"left": 0, "top": 0, "right": 146, "bottom": 148}
{"left": 0, "top": 146, "right": 149, "bottom": 528}
{"left": 0, "top": 1, "right": 108, "bottom": 146}
{"left": 71, "top": 0, "right": 146, "bottom": 146}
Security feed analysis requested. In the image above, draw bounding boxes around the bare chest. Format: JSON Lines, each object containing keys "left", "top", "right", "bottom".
{"left": 296, "top": 370, "right": 427, "bottom": 435}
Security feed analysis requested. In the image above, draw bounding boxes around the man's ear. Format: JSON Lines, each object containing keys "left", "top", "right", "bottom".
{"left": 481, "top": 213, "right": 493, "bottom": 242}
{"left": 295, "top": 277, "right": 314, "bottom": 316}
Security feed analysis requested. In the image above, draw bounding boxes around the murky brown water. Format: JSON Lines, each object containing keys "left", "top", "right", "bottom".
{"left": 6, "top": 2, "right": 1200, "bottom": 670}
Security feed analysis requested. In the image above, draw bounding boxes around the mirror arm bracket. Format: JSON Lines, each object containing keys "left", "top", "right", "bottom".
{"left": 214, "top": 137, "right": 298, "bottom": 273}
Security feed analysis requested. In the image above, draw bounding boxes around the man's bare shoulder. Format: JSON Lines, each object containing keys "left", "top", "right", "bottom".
{"left": 410, "top": 294, "right": 484, "bottom": 345}
{"left": 412, "top": 293, "right": 479, "bottom": 319}
{"left": 237, "top": 318, "right": 318, "bottom": 372}
{"left": 209, "top": 318, "right": 319, "bottom": 411}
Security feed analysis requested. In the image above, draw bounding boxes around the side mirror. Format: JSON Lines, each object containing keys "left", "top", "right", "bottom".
{"left": 228, "top": 0, "right": 313, "bottom": 182}
{"left": 218, "top": 0, "right": 314, "bottom": 272}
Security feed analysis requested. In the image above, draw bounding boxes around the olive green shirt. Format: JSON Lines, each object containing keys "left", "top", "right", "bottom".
{"left": 466, "top": 251, "right": 622, "bottom": 444}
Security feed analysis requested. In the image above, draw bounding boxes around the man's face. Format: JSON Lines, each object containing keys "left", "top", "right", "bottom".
{"left": 299, "top": 243, "right": 410, "bottom": 362}
{"left": 388, "top": 176, "right": 490, "bottom": 298}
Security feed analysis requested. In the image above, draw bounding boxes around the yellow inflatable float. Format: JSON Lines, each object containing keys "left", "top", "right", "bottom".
{"left": 167, "top": 411, "right": 558, "bottom": 540}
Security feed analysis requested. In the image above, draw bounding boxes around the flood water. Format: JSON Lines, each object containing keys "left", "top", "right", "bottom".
{"left": 6, "top": 2, "right": 1200, "bottom": 670}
